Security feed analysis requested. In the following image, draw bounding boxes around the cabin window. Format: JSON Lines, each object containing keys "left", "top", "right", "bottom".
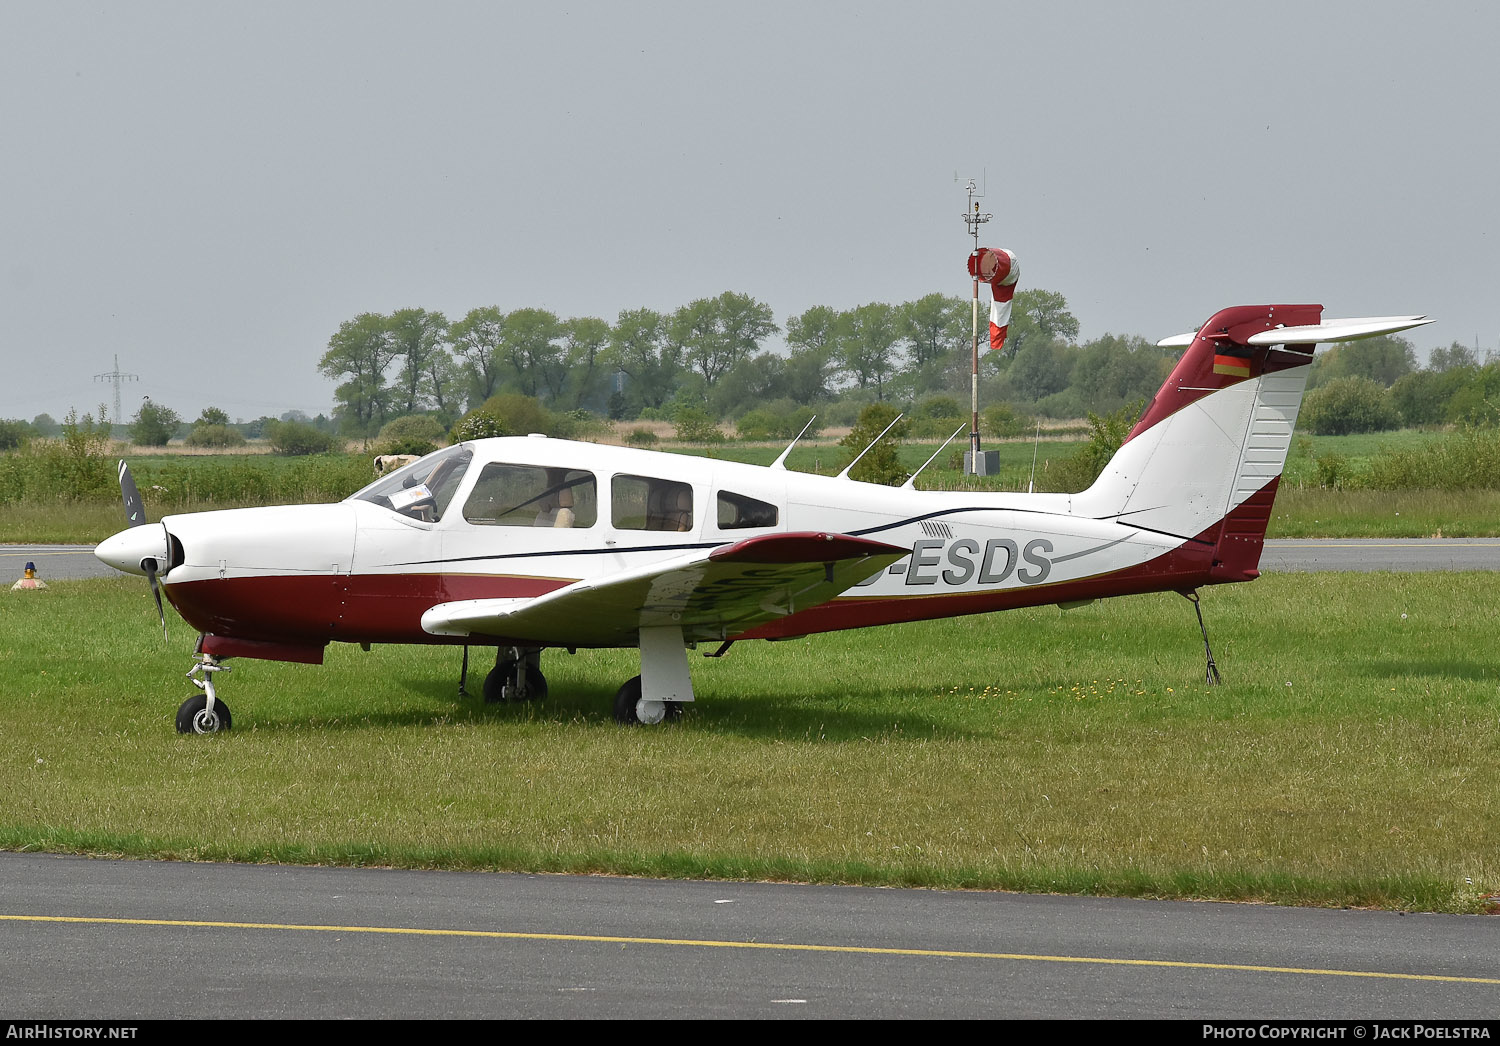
{"left": 716, "top": 490, "right": 778, "bottom": 530}
{"left": 612, "top": 475, "right": 694, "bottom": 532}
{"left": 462, "top": 465, "right": 597, "bottom": 528}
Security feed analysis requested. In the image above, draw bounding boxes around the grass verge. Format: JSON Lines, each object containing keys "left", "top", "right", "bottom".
{"left": 2, "top": 574, "right": 1496, "bottom": 911}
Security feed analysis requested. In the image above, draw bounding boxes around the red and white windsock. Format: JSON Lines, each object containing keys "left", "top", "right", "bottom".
{"left": 968, "top": 247, "right": 1020, "bottom": 351}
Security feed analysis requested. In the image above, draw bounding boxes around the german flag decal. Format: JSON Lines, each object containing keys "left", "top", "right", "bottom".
{"left": 1213, "top": 354, "right": 1252, "bottom": 378}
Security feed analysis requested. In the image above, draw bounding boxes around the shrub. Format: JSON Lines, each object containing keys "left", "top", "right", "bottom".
{"left": 982, "top": 403, "right": 1035, "bottom": 439}
{"left": 478, "top": 394, "right": 573, "bottom": 438}
{"left": 735, "top": 404, "right": 820, "bottom": 441}
{"left": 450, "top": 410, "right": 510, "bottom": 442}
{"left": 376, "top": 414, "right": 447, "bottom": 456}
{"left": 1366, "top": 428, "right": 1500, "bottom": 491}
{"left": 914, "top": 395, "right": 963, "bottom": 420}
{"left": 837, "top": 403, "right": 908, "bottom": 485}
{"left": 1299, "top": 377, "right": 1400, "bottom": 435}
{"left": 673, "top": 406, "right": 726, "bottom": 443}
{"left": 267, "top": 420, "right": 337, "bottom": 456}
{"left": 625, "top": 427, "right": 659, "bottom": 447}
{"left": 1038, "top": 400, "right": 1141, "bottom": 493}
{"left": 184, "top": 424, "right": 247, "bottom": 449}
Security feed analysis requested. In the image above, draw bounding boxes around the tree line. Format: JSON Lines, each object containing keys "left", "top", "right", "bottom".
{"left": 314, "top": 287, "right": 1152, "bottom": 438}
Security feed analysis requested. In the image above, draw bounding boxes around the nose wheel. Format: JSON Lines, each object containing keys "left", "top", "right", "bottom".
{"left": 178, "top": 655, "right": 232, "bottom": 734}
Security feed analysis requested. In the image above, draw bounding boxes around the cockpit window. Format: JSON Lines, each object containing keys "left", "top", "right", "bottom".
{"left": 462, "top": 464, "right": 597, "bottom": 527}
{"left": 717, "top": 490, "right": 778, "bottom": 530}
{"left": 350, "top": 445, "right": 473, "bottom": 523}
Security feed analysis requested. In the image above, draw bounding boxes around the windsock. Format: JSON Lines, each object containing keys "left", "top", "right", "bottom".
{"left": 968, "top": 247, "right": 1020, "bottom": 351}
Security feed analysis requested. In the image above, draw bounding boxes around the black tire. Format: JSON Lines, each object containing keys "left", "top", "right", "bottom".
{"left": 176, "top": 694, "right": 232, "bottom": 734}
{"left": 484, "top": 663, "right": 547, "bottom": 703}
{"left": 612, "top": 675, "right": 682, "bottom": 725}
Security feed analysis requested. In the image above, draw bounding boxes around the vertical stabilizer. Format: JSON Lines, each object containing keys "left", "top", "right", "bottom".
{"left": 1074, "top": 305, "right": 1323, "bottom": 553}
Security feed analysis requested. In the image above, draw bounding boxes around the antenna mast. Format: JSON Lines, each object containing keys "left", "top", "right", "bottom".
{"left": 93, "top": 354, "right": 138, "bottom": 428}
{"left": 962, "top": 178, "right": 991, "bottom": 475}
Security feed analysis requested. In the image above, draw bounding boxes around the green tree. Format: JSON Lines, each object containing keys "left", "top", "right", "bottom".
{"left": 672, "top": 292, "right": 777, "bottom": 387}
{"left": 1068, "top": 334, "right": 1174, "bottom": 414}
{"left": 610, "top": 307, "right": 678, "bottom": 413}
{"left": 1004, "top": 289, "right": 1079, "bottom": 358}
{"left": 129, "top": 399, "right": 180, "bottom": 446}
{"left": 1308, "top": 335, "right": 1417, "bottom": 389}
{"left": 320, "top": 312, "right": 395, "bottom": 438}
{"left": 711, "top": 353, "right": 789, "bottom": 419}
{"left": 1428, "top": 341, "right": 1479, "bottom": 372}
{"left": 449, "top": 306, "right": 507, "bottom": 405}
{"left": 558, "top": 316, "right": 612, "bottom": 411}
{"left": 501, "top": 308, "right": 564, "bottom": 399}
{"left": 0, "top": 419, "right": 33, "bottom": 450}
{"left": 784, "top": 305, "right": 842, "bottom": 404}
{"left": 388, "top": 308, "right": 450, "bottom": 414}
{"left": 837, "top": 303, "right": 902, "bottom": 399}
{"left": 195, "top": 407, "right": 231, "bottom": 428}
{"left": 30, "top": 413, "right": 58, "bottom": 437}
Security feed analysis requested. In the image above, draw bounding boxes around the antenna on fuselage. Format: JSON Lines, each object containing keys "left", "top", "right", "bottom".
{"left": 1027, "top": 422, "right": 1041, "bottom": 493}
{"left": 836, "top": 413, "right": 905, "bottom": 481}
{"left": 770, "top": 415, "right": 818, "bottom": 470}
{"left": 902, "top": 424, "right": 966, "bottom": 490}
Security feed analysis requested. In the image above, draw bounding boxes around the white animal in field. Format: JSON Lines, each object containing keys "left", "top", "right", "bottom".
{"left": 374, "top": 454, "right": 420, "bottom": 476}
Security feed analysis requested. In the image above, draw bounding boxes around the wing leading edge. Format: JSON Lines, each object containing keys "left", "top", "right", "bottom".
{"left": 420, "top": 531, "right": 907, "bottom": 647}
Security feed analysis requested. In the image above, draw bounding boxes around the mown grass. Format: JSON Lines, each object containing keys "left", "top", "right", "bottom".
{"left": 2, "top": 574, "right": 1496, "bottom": 911}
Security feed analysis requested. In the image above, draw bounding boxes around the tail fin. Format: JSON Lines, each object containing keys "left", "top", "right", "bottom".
{"left": 1074, "top": 306, "right": 1432, "bottom": 578}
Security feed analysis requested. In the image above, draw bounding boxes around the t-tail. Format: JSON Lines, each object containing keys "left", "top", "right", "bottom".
{"left": 1074, "top": 305, "right": 1432, "bottom": 583}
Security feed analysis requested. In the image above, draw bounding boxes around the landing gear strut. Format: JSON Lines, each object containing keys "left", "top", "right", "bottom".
{"left": 612, "top": 626, "right": 693, "bottom": 725}
{"left": 1182, "top": 590, "right": 1222, "bottom": 685}
{"left": 179, "top": 654, "right": 233, "bottom": 733}
{"left": 483, "top": 646, "right": 547, "bottom": 703}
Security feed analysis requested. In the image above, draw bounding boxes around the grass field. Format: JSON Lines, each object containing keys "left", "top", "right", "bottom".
{"left": 3, "top": 574, "right": 1496, "bottom": 912}
{"left": 7, "top": 428, "right": 1500, "bottom": 542}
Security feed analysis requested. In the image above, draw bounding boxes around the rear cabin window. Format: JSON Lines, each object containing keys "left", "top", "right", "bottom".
{"left": 716, "top": 490, "right": 778, "bottom": 530}
{"left": 612, "top": 475, "right": 694, "bottom": 532}
{"left": 462, "top": 465, "right": 597, "bottom": 528}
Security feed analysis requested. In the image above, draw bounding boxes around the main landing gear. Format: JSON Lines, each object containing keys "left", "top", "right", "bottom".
{"left": 480, "top": 646, "right": 548, "bottom": 704}
{"left": 611, "top": 626, "right": 693, "bottom": 726}
{"left": 178, "top": 654, "right": 232, "bottom": 734}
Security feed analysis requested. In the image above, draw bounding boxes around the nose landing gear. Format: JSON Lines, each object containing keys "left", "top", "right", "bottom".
{"left": 178, "top": 655, "right": 232, "bottom": 734}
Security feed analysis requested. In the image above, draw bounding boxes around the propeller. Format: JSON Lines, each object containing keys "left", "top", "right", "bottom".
{"left": 117, "top": 460, "right": 167, "bottom": 638}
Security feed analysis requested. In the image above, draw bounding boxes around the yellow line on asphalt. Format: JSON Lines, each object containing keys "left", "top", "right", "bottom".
{"left": 2, "top": 913, "right": 1497, "bottom": 986}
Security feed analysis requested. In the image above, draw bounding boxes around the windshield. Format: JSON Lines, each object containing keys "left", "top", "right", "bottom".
{"left": 349, "top": 446, "right": 474, "bottom": 523}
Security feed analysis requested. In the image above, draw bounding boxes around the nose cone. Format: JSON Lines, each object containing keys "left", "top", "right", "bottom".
{"left": 95, "top": 523, "right": 169, "bottom": 577}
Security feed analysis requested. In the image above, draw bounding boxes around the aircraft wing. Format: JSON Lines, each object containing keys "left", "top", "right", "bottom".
{"left": 420, "top": 531, "right": 907, "bottom": 647}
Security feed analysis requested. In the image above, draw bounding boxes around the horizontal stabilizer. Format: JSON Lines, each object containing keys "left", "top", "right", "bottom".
{"left": 1244, "top": 315, "right": 1432, "bottom": 345}
{"left": 1159, "top": 314, "right": 1432, "bottom": 348}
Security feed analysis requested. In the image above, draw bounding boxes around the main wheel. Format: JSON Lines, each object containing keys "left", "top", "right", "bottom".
{"left": 483, "top": 662, "right": 547, "bottom": 703}
{"left": 612, "top": 675, "right": 682, "bottom": 725}
{"left": 176, "top": 694, "right": 232, "bottom": 734}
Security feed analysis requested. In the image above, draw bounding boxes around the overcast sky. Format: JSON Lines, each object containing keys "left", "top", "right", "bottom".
{"left": 3, "top": 0, "right": 1496, "bottom": 424}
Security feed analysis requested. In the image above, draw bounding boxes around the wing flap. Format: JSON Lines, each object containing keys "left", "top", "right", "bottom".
{"left": 421, "top": 531, "right": 906, "bottom": 646}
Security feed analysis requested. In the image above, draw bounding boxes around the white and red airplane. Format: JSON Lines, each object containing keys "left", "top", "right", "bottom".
{"left": 96, "top": 303, "right": 1431, "bottom": 733}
